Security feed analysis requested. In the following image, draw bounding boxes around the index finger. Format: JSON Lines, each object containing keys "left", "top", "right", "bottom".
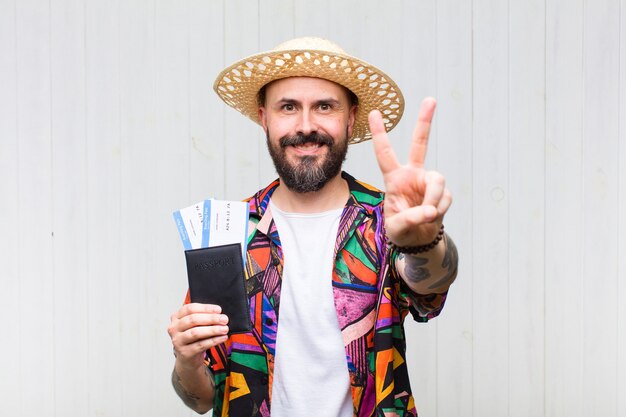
{"left": 369, "top": 109, "right": 400, "bottom": 174}
{"left": 408, "top": 97, "right": 436, "bottom": 167}
{"left": 175, "top": 303, "right": 222, "bottom": 319}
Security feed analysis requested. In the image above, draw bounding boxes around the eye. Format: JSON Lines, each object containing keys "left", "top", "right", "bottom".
{"left": 318, "top": 103, "right": 332, "bottom": 111}
{"left": 281, "top": 103, "right": 295, "bottom": 112}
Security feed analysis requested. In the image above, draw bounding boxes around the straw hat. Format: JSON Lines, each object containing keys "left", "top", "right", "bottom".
{"left": 213, "top": 37, "right": 405, "bottom": 144}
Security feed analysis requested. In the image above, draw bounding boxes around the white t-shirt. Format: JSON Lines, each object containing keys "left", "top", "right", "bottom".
{"left": 269, "top": 201, "right": 353, "bottom": 417}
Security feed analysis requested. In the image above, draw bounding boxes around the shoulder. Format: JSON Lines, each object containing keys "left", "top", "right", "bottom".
{"left": 342, "top": 171, "right": 385, "bottom": 212}
{"left": 244, "top": 179, "right": 280, "bottom": 219}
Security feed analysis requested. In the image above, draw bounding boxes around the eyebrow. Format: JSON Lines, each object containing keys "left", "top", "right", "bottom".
{"left": 275, "top": 98, "right": 298, "bottom": 105}
{"left": 274, "top": 97, "right": 342, "bottom": 106}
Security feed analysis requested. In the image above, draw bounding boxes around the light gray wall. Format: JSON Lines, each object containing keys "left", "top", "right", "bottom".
{"left": 0, "top": 0, "right": 624, "bottom": 416}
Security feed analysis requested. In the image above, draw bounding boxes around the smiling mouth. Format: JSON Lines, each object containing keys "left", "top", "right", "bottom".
{"left": 288, "top": 143, "right": 326, "bottom": 158}
{"left": 292, "top": 142, "right": 323, "bottom": 150}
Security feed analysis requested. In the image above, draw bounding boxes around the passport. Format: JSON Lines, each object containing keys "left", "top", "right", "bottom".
{"left": 184, "top": 243, "right": 251, "bottom": 334}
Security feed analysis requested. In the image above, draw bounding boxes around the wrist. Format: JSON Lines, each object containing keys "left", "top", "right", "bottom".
{"left": 175, "top": 352, "right": 208, "bottom": 374}
{"left": 390, "top": 224, "right": 445, "bottom": 254}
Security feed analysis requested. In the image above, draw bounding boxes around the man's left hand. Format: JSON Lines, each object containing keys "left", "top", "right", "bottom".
{"left": 369, "top": 97, "right": 452, "bottom": 247}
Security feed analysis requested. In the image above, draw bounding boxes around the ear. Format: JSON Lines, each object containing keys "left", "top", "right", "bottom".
{"left": 258, "top": 106, "right": 268, "bottom": 133}
{"left": 347, "top": 105, "right": 358, "bottom": 137}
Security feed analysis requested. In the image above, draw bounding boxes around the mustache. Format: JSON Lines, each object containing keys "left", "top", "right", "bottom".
{"left": 279, "top": 132, "right": 334, "bottom": 148}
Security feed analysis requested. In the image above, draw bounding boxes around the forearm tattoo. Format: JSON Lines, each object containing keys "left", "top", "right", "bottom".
{"left": 171, "top": 367, "right": 211, "bottom": 411}
{"left": 436, "top": 234, "right": 458, "bottom": 288}
{"left": 398, "top": 254, "right": 431, "bottom": 284}
{"left": 399, "top": 234, "right": 459, "bottom": 290}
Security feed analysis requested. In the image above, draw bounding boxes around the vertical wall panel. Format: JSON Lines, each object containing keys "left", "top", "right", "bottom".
{"left": 151, "top": 1, "right": 193, "bottom": 414}
{"left": 0, "top": 0, "right": 20, "bottom": 414}
{"left": 545, "top": 0, "right": 584, "bottom": 416}
{"left": 15, "top": 1, "right": 55, "bottom": 415}
{"left": 85, "top": 0, "right": 124, "bottom": 414}
{"left": 324, "top": 1, "right": 358, "bottom": 79}
{"left": 189, "top": 0, "right": 226, "bottom": 202}
{"left": 434, "top": 0, "right": 474, "bottom": 415}
{"left": 50, "top": 0, "right": 89, "bottom": 414}
{"left": 508, "top": 0, "right": 546, "bottom": 415}
{"left": 118, "top": 1, "right": 156, "bottom": 415}
{"left": 223, "top": 1, "right": 261, "bottom": 200}
{"left": 617, "top": 0, "right": 626, "bottom": 417}
{"left": 582, "top": 0, "right": 620, "bottom": 415}
{"left": 258, "top": 0, "right": 294, "bottom": 55}
{"left": 294, "top": 0, "right": 329, "bottom": 37}
{"left": 472, "top": 0, "right": 510, "bottom": 415}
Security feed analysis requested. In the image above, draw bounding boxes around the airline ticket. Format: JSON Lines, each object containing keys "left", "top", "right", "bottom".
{"left": 173, "top": 199, "right": 249, "bottom": 254}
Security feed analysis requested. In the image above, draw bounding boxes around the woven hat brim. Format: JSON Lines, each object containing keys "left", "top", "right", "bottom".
{"left": 213, "top": 48, "right": 405, "bottom": 144}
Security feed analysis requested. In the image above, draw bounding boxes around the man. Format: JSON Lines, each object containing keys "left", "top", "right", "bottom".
{"left": 168, "top": 37, "right": 458, "bottom": 417}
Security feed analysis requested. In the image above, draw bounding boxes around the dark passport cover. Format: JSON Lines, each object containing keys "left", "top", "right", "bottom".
{"left": 184, "top": 243, "right": 251, "bottom": 334}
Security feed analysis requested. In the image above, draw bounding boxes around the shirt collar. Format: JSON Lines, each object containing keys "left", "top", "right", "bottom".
{"left": 248, "top": 171, "right": 384, "bottom": 239}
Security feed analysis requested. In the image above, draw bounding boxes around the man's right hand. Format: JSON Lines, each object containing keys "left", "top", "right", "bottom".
{"left": 167, "top": 303, "right": 229, "bottom": 413}
{"left": 168, "top": 303, "right": 229, "bottom": 367}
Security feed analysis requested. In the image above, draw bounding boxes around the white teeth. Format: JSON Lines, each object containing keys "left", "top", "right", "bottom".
{"left": 294, "top": 143, "right": 321, "bottom": 148}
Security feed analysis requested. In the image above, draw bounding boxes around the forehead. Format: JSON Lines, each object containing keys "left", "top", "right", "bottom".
{"left": 263, "top": 77, "right": 351, "bottom": 102}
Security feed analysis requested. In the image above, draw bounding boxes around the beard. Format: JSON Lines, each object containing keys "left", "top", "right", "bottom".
{"left": 266, "top": 128, "right": 349, "bottom": 193}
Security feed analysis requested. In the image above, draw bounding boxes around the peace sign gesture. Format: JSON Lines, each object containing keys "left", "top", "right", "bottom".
{"left": 369, "top": 97, "right": 452, "bottom": 248}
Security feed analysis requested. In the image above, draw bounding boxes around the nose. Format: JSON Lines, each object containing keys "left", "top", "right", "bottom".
{"left": 296, "top": 110, "right": 317, "bottom": 136}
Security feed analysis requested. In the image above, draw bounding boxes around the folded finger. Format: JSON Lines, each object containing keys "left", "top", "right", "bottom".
{"left": 436, "top": 188, "right": 453, "bottom": 216}
{"left": 386, "top": 206, "right": 438, "bottom": 238}
{"left": 422, "top": 171, "right": 446, "bottom": 208}
{"left": 185, "top": 324, "right": 229, "bottom": 343}
{"left": 177, "top": 313, "right": 229, "bottom": 332}
{"left": 179, "top": 334, "right": 230, "bottom": 357}
{"left": 175, "top": 303, "right": 222, "bottom": 320}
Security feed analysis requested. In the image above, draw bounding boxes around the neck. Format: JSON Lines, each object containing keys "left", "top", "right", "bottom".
{"left": 271, "top": 172, "right": 349, "bottom": 213}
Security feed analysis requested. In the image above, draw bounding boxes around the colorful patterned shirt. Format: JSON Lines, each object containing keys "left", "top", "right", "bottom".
{"left": 204, "top": 172, "right": 447, "bottom": 417}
